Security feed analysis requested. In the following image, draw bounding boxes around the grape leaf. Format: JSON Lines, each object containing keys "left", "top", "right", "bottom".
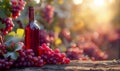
{"left": 0, "top": 9, "right": 6, "bottom": 18}
{"left": 5, "top": 37, "right": 20, "bottom": 47}
{"left": 55, "top": 38, "right": 62, "bottom": 45}
{"left": 8, "top": 31, "right": 16, "bottom": 36}
{"left": 14, "top": 42, "right": 24, "bottom": 51}
{"left": 16, "top": 29, "right": 24, "bottom": 38}
{"left": 4, "top": 52, "right": 19, "bottom": 60}
{"left": 0, "top": 0, "right": 11, "bottom": 18}
{"left": 0, "top": 22, "right": 6, "bottom": 29}
{"left": 6, "top": 46, "right": 14, "bottom": 52}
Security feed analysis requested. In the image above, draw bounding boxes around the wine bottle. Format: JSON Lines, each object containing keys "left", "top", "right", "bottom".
{"left": 25, "top": 6, "right": 40, "bottom": 56}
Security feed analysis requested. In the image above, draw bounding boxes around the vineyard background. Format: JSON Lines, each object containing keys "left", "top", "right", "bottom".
{"left": 0, "top": 0, "right": 120, "bottom": 70}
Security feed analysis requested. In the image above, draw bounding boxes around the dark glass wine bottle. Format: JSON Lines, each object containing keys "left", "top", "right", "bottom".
{"left": 25, "top": 6, "right": 40, "bottom": 56}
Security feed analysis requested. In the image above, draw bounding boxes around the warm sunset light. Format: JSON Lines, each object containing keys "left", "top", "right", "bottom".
{"left": 93, "top": 0, "right": 105, "bottom": 7}
{"left": 73, "top": 0, "right": 83, "bottom": 5}
{"left": 34, "top": 0, "right": 40, "bottom": 4}
{"left": 0, "top": 0, "right": 119, "bottom": 70}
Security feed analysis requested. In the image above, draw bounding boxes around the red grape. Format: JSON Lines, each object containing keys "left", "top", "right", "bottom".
{"left": 42, "top": 5, "right": 54, "bottom": 24}
{"left": 38, "top": 43, "right": 70, "bottom": 64}
{"left": 11, "top": 0, "right": 26, "bottom": 19}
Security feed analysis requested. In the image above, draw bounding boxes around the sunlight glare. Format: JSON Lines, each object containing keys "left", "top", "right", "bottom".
{"left": 93, "top": 0, "right": 105, "bottom": 7}
{"left": 73, "top": 0, "right": 83, "bottom": 5}
{"left": 34, "top": 0, "right": 40, "bottom": 4}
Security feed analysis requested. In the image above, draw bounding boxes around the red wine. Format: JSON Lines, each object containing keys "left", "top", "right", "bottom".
{"left": 25, "top": 6, "right": 40, "bottom": 56}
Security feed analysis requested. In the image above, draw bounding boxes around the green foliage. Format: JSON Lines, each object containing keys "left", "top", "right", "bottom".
{"left": 25, "top": 0, "right": 37, "bottom": 6}
{"left": 0, "top": 0, "right": 11, "bottom": 18}
{"left": 14, "top": 42, "right": 24, "bottom": 51}
{"left": 4, "top": 42, "right": 24, "bottom": 60}
{"left": 0, "top": 21, "right": 6, "bottom": 30}
{"left": 5, "top": 36, "right": 20, "bottom": 47}
{"left": 4, "top": 51, "right": 19, "bottom": 60}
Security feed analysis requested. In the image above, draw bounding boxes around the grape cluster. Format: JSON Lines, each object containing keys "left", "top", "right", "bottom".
{"left": 66, "top": 42, "right": 108, "bottom": 61}
{"left": 39, "top": 30, "right": 50, "bottom": 46}
{"left": 83, "top": 43, "right": 108, "bottom": 60}
{"left": 0, "top": 42, "right": 70, "bottom": 70}
{"left": 39, "top": 30, "right": 55, "bottom": 46}
{"left": 0, "top": 0, "right": 26, "bottom": 35}
{"left": 66, "top": 44, "right": 90, "bottom": 60}
{"left": 42, "top": 5, "right": 54, "bottom": 24}
{"left": 0, "top": 45, "right": 7, "bottom": 56}
{"left": 48, "top": 31, "right": 55, "bottom": 42}
{"left": 0, "top": 18, "right": 14, "bottom": 35}
{"left": 0, "top": 45, "right": 14, "bottom": 70}
{"left": 38, "top": 44, "right": 70, "bottom": 64}
{"left": 59, "top": 29, "right": 71, "bottom": 42}
{"left": 0, "top": 58, "right": 14, "bottom": 70}
{"left": 14, "top": 49, "right": 44, "bottom": 67}
{"left": 11, "top": 0, "right": 26, "bottom": 19}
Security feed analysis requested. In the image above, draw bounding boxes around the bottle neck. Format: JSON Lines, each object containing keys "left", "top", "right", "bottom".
{"left": 29, "top": 6, "right": 34, "bottom": 22}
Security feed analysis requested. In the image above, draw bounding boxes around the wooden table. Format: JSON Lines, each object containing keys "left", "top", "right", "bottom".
{"left": 8, "top": 60, "right": 120, "bottom": 71}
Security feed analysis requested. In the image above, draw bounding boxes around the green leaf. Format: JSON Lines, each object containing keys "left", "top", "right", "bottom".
{"left": 4, "top": 34, "right": 13, "bottom": 41}
{"left": 4, "top": 35, "right": 14, "bottom": 46}
{"left": 6, "top": 47, "right": 14, "bottom": 52}
{"left": 14, "top": 42, "right": 24, "bottom": 51}
{"left": 4, "top": 52, "right": 19, "bottom": 60}
{"left": 0, "top": 0, "right": 11, "bottom": 18}
{"left": 16, "top": 29, "right": 25, "bottom": 38}
{"left": 0, "top": 22, "right": 6, "bottom": 29}
{"left": 8, "top": 31, "right": 16, "bottom": 36}
{"left": 0, "top": 9, "right": 6, "bottom": 18}
{"left": 5, "top": 37, "right": 20, "bottom": 47}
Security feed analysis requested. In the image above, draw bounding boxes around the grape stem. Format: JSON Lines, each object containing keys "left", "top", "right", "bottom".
{"left": 0, "top": 35, "right": 3, "bottom": 44}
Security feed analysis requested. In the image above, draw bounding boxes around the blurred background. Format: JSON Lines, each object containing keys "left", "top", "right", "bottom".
{"left": 16, "top": 0, "right": 120, "bottom": 60}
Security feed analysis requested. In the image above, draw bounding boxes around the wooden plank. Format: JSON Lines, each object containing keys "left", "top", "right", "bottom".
{"left": 7, "top": 60, "right": 120, "bottom": 71}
